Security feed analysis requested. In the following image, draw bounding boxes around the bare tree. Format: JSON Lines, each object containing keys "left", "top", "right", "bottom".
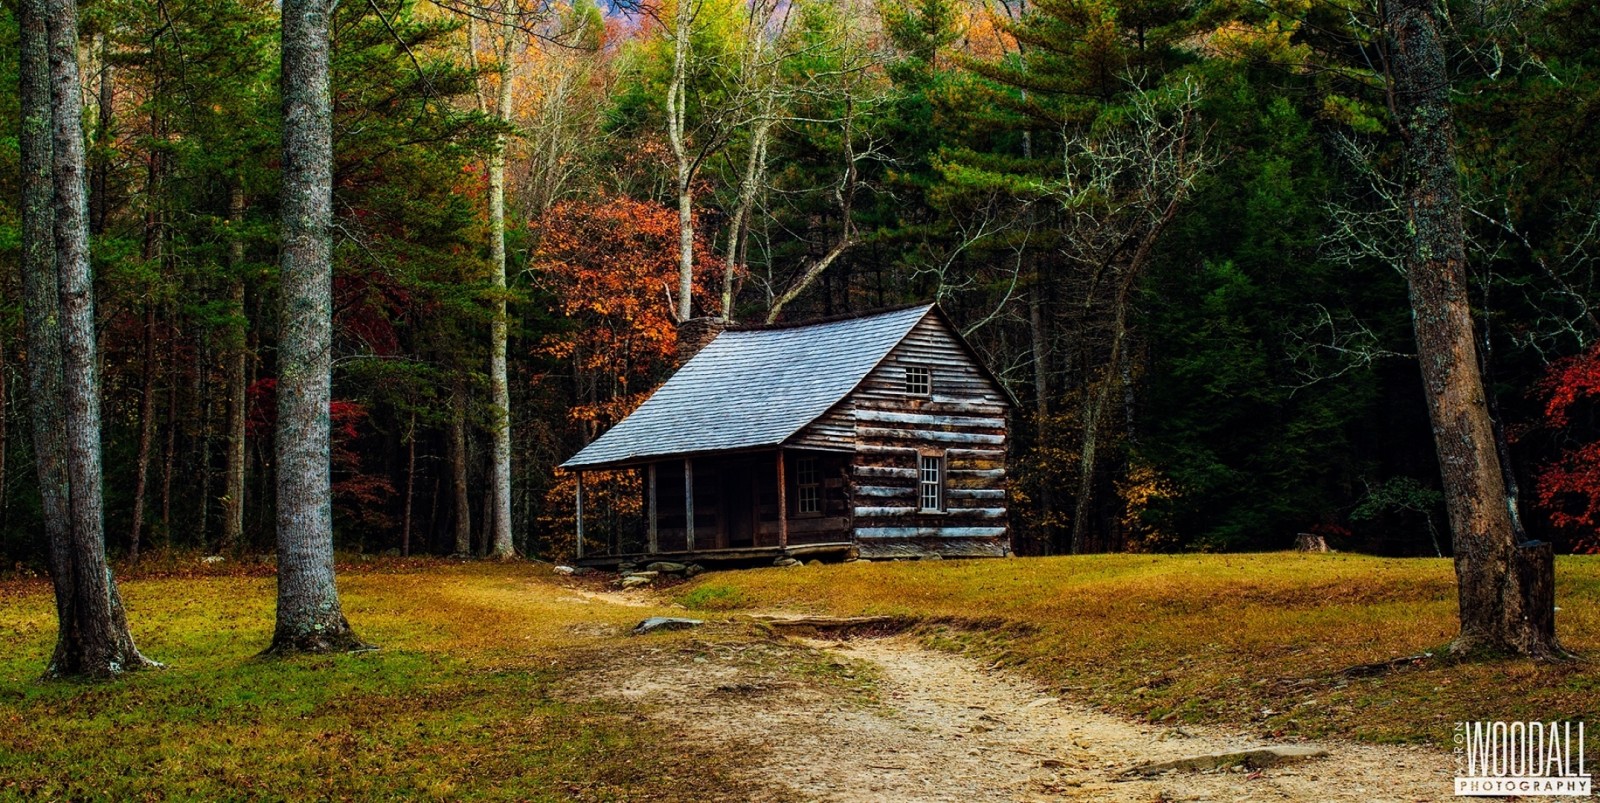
{"left": 269, "top": 0, "right": 367, "bottom": 654}
{"left": 666, "top": 0, "right": 699, "bottom": 321}
{"left": 1042, "top": 79, "right": 1215, "bottom": 555}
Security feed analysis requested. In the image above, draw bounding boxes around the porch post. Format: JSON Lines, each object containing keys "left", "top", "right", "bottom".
{"left": 777, "top": 448, "right": 788, "bottom": 550}
{"left": 574, "top": 471, "right": 585, "bottom": 560}
{"left": 647, "top": 463, "right": 658, "bottom": 554}
{"left": 684, "top": 458, "right": 695, "bottom": 553}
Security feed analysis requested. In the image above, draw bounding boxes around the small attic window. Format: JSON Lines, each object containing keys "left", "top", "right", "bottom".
{"left": 904, "top": 366, "right": 931, "bottom": 396}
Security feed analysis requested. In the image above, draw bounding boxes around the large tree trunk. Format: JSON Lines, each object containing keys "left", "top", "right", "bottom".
{"left": 220, "top": 185, "right": 248, "bottom": 553}
{"left": 1388, "top": 0, "right": 1561, "bottom": 657}
{"left": 486, "top": 12, "right": 516, "bottom": 560}
{"left": 18, "top": 0, "right": 75, "bottom": 675}
{"left": 30, "top": 0, "right": 155, "bottom": 678}
{"left": 270, "top": 0, "right": 365, "bottom": 654}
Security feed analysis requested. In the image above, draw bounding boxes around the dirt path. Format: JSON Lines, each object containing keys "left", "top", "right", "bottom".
{"left": 588, "top": 621, "right": 1455, "bottom": 802}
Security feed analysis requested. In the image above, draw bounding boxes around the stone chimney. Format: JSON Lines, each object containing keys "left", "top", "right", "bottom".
{"left": 675, "top": 316, "right": 727, "bottom": 365}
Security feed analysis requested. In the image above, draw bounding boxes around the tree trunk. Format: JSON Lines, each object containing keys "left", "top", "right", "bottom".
{"left": 30, "top": 0, "right": 155, "bottom": 678}
{"left": 221, "top": 185, "right": 248, "bottom": 553}
{"left": 18, "top": 0, "right": 74, "bottom": 675}
{"left": 1388, "top": 0, "right": 1560, "bottom": 657}
{"left": 722, "top": 116, "right": 772, "bottom": 320}
{"left": 485, "top": 5, "right": 516, "bottom": 560}
{"left": 160, "top": 355, "right": 175, "bottom": 531}
{"left": 401, "top": 413, "right": 416, "bottom": 557}
{"left": 270, "top": 0, "right": 365, "bottom": 654}
{"left": 129, "top": 304, "right": 156, "bottom": 560}
{"left": 667, "top": 0, "right": 694, "bottom": 322}
{"left": 451, "top": 387, "right": 471, "bottom": 556}
{"left": 90, "top": 31, "right": 111, "bottom": 235}
{"left": 1070, "top": 289, "right": 1127, "bottom": 555}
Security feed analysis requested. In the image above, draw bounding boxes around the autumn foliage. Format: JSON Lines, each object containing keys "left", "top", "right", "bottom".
{"left": 530, "top": 193, "right": 723, "bottom": 433}
{"left": 1533, "top": 344, "right": 1600, "bottom": 553}
{"left": 529, "top": 194, "right": 723, "bottom": 551}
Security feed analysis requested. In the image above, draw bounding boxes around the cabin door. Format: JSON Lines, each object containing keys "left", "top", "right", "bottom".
{"left": 721, "top": 460, "right": 756, "bottom": 548}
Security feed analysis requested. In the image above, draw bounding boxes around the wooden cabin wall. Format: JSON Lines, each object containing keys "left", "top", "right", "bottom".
{"left": 761, "top": 451, "right": 851, "bottom": 545}
{"left": 846, "top": 314, "right": 1011, "bottom": 558}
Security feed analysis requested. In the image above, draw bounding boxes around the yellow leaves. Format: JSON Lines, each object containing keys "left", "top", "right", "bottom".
{"left": 1195, "top": 13, "right": 1311, "bottom": 68}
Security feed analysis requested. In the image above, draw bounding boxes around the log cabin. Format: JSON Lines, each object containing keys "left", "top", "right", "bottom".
{"left": 560, "top": 303, "right": 1015, "bottom": 564}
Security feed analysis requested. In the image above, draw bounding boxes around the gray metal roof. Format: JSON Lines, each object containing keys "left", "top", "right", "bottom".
{"left": 561, "top": 304, "right": 936, "bottom": 469}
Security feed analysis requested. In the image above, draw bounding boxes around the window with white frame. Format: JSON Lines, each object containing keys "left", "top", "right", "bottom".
{"left": 919, "top": 454, "right": 944, "bottom": 511}
{"left": 796, "top": 457, "right": 820, "bottom": 515}
{"left": 904, "top": 365, "right": 931, "bottom": 396}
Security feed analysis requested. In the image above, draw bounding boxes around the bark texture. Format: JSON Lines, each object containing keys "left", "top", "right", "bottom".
{"left": 221, "top": 185, "right": 248, "bottom": 553}
{"left": 1388, "top": 0, "right": 1561, "bottom": 657}
{"left": 271, "top": 0, "right": 366, "bottom": 654}
{"left": 486, "top": 3, "right": 515, "bottom": 560}
{"left": 23, "top": 0, "right": 155, "bottom": 678}
{"left": 667, "top": 0, "right": 695, "bottom": 322}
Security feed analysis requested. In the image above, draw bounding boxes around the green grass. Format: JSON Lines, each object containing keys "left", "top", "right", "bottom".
{"left": 0, "top": 563, "right": 752, "bottom": 801}
{"left": 675, "top": 553, "right": 1600, "bottom": 745}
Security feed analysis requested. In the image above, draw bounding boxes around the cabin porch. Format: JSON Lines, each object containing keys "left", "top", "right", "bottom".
{"left": 571, "top": 448, "right": 854, "bottom": 564}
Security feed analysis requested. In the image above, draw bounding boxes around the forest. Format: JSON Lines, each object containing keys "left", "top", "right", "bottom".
{"left": 3, "top": 0, "right": 1600, "bottom": 573}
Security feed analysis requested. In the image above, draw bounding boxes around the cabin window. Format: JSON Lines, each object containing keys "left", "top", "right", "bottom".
{"left": 795, "top": 457, "right": 820, "bottom": 515}
{"left": 919, "top": 454, "right": 944, "bottom": 511}
{"left": 905, "top": 365, "right": 931, "bottom": 396}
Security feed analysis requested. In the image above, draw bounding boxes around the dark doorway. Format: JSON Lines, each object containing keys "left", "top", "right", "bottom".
{"left": 721, "top": 459, "right": 757, "bottom": 548}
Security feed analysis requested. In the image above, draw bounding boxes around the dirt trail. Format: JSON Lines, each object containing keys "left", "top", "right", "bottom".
{"left": 590, "top": 620, "right": 1455, "bottom": 802}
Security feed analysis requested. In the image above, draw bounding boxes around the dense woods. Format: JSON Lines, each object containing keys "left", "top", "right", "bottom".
{"left": 4, "top": 0, "right": 1600, "bottom": 583}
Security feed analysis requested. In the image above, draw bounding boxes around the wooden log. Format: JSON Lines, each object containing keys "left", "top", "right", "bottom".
{"left": 856, "top": 444, "right": 920, "bottom": 457}
{"left": 856, "top": 398, "right": 1008, "bottom": 416}
{"left": 949, "top": 468, "right": 1005, "bottom": 480}
{"left": 853, "top": 466, "right": 917, "bottom": 479}
{"left": 854, "top": 506, "right": 1006, "bottom": 518}
{"left": 946, "top": 448, "right": 1007, "bottom": 460}
{"left": 853, "top": 409, "right": 1007, "bottom": 429}
{"left": 856, "top": 427, "right": 1005, "bottom": 445}
{"left": 855, "top": 485, "right": 915, "bottom": 498}
{"left": 947, "top": 488, "right": 1006, "bottom": 500}
{"left": 856, "top": 526, "right": 1008, "bottom": 539}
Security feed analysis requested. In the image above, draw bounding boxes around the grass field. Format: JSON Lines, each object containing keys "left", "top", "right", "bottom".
{"left": 0, "top": 561, "right": 753, "bottom": 801}
{"left": 677, "top": 553, "right": 1600, "bottom": 745}
{"left": 0, "top": 554, "right": 1594, "bottom": 799}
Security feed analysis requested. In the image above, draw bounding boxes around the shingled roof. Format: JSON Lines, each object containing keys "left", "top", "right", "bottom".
{"left": 561, "top": 304, "right": 936, "bottom": 470}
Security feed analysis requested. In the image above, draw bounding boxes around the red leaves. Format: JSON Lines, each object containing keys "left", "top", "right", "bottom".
{"left": 1532, "top": 343, "right": 1600, "bottom": 553}
{"left": 245, "top": 380, "right": 395, "bottom": 529}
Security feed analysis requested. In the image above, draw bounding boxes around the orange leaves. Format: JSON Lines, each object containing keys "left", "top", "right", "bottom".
{"left": 528, "top": 193, "right": 723, "bottom": 429}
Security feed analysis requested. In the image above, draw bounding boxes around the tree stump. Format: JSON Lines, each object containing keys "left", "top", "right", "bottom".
{"left": 1294, "top": 533, "right": 1330, "bottom": 553}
